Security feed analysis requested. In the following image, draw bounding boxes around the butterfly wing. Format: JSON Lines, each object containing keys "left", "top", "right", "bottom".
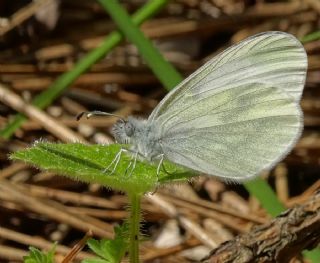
{"left": 149, "top": 31, "right": 306, "bottom": 122}
{"left": 157, "top": 84, "right": 302, "bottom": 181}
{"left": 149, "top": 31, "right": 307, "bottom": 180}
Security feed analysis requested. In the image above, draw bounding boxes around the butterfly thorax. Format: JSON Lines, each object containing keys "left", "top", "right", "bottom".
{"left": 111, "top": 116, "right": 163, "bottom": 161}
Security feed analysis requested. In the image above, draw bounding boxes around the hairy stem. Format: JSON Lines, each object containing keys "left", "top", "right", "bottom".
{"left": 129, "top": 193, "right": 142, "bottom": 263}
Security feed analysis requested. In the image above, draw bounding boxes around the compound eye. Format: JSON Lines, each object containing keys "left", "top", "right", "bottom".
{"left": 125, "top": 122, "right": 134, "bottom": 137}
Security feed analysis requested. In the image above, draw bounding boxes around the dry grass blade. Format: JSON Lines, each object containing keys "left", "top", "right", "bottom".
{"left": 0, "top": 0, "right": 320, "bottom": 262}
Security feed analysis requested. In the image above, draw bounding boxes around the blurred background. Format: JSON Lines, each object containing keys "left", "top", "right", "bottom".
{"left": 0, "top": 0, "right": 319, "bottom": 262}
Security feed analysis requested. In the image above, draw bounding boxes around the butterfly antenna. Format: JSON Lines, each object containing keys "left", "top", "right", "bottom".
{"left": 76, "top": 111, "right": 125, "bottom": 122}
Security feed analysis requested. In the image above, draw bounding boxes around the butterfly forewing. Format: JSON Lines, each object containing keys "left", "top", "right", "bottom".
{"left": 149, "top": 31, "right": 306, "bottom": 124}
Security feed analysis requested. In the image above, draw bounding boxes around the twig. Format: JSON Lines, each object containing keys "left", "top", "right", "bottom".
{"left": 0, "top": 244, "right": 28, "bottom": 261}
{"left": 204, "top": 191, "right": 320, "bottom": 263}
{"left": 0, "top": 0, "right": 52, "bottom": 36}
{"left": 0, "top": 179, "right": 113, "bottom": 238}
{"left": 0, "top": 162, "right": 28, "bottom": 179}
{"left": 142, "top": 238, "right": 201, "bottom": 262}
{"left": 306, "top": 0, "right": 320, "bottom": 14}
{"left": 162, "top": 191, "right": 267, "bottom": 225}
{"left": 0, "top": 83, "right": 86, "bottom": 143}
{"left": 22, "top": 183, "right": 120, "bottom": 209}
{"left": 146, "top": 193, "right": 218, "bottom": 249}
{"left": 0, "top": 227, "right": 93, "bottom": 260}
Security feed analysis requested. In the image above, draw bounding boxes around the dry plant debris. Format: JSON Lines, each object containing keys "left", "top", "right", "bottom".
{"left": 0, "top": 0, "right": 319, "bottom": 262}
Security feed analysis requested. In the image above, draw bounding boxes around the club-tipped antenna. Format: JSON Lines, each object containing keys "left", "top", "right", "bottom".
{"left": 76, "top": 111, "right": 125, "bottom": 122}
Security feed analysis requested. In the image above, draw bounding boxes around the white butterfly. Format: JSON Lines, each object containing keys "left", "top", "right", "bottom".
{"left": 79, "top": 31, "right": 307, "bottom": 182}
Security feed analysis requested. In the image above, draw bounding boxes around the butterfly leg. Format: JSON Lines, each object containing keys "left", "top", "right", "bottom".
{"left": 125, "top": 151, "right": 138, "bottom": 176}
{"left": 146, "top": 154, "right": 165, "bottom": 195}
{"left": 156, "top": 154, "right": 165, "bottom": 179}
{"left": 103, "top": 148, "right": 126, "bottom": 175}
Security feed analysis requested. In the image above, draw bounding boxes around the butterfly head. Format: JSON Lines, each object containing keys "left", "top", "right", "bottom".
{"left": 111, "top": 119, "right": 135, "bottom": 144}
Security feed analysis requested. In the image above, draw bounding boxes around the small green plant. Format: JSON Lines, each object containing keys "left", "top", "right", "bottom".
{"left": 82, "top": 224, "right": 129, "bottom": 263}
{"left": 22, "top": 225, "right": 129, "bottom": 263}
{"left": 23, "top": 243, "right": 56, "bottom": 263}
{"left": 11, "top": 142, "right": 192, "bottom": 263}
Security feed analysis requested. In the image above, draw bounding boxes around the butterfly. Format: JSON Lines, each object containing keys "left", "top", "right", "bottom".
{"left": 78, "top": 31, "right": 307, "bottom": 182}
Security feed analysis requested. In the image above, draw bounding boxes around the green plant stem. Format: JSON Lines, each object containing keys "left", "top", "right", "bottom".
{"left": 0, "top": 0, "right": 169, "bottom": 139}
{"left": 97, "top": 0, "right": 181, "bottom": 89}
{"left": 301, "top": 30, "right": 320, "bottom": 43}
{"left": 244, "top": 179, "right": 286, "bottom": 217}
{"left": 129, "top": 193, "right": 142, "bottom": 263}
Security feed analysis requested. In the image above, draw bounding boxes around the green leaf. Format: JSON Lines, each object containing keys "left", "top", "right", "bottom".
{"left": 23, "top": 244, "right": 56, "bottom": 263}
{"left": 11, "top": 142, "right": 192, "bottom": 194}
{"left": 83, "top": 225, "right": 129, "bottom": 263}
